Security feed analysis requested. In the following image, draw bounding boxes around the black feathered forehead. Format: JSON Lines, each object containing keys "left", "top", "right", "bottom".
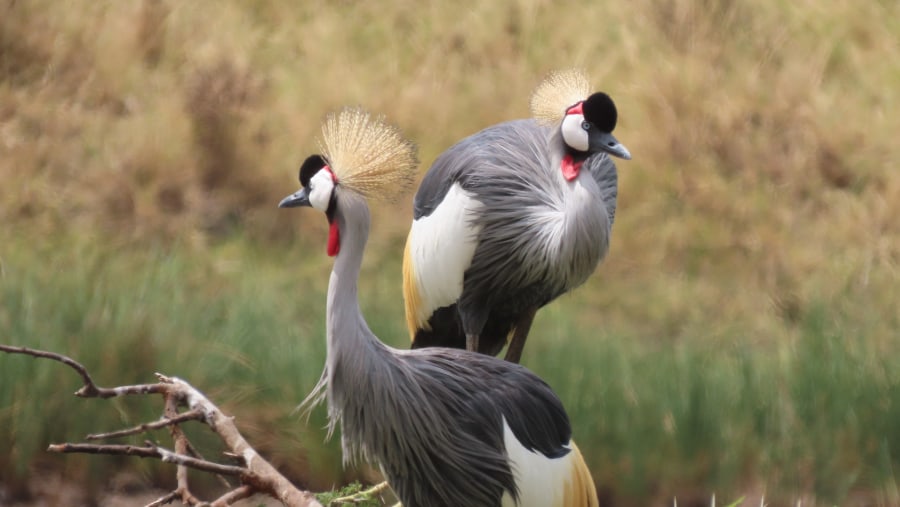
{"left": 583, "top": 92, "right": 618, "bottom": 133}
{"left": 298, "top": 154, "right": 328, "bottom": 188}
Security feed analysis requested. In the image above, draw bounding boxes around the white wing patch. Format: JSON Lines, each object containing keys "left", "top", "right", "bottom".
{"left": 408, "top": 183, "right": 482, "bottom": 327}
{"left": 500, "top": 418, "right": 575, "bottom": 507}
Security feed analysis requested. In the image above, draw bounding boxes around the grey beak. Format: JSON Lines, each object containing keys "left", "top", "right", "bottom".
{"left": 591, "top": 131, "right": 632, "bottom": 160}
{"left": 278, "top": 188, "right": 311, "bottom": 208}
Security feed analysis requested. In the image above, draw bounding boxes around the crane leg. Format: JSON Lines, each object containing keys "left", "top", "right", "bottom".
{"left": 466, "top": 333, "right": 479, "bottom": 352}
{"left": 503, "top": 307, "right": 537, "bottom": 364}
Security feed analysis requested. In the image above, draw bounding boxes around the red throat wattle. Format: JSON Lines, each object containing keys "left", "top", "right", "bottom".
{"left": 561, "top": 154, "right": 583, "bottom": 181}
{"left": 324, "top": 164, "right": 340, "bottom": 256}
{"left": 327, "top": 221, "right": 340, "bottom": 256}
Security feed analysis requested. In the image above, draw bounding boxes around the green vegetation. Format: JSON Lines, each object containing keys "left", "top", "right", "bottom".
{"left": 1, "top": 0, "right": 898, "bottom": 505}
{"left": 316, "top": 481, "right": 392, "bottom": 506}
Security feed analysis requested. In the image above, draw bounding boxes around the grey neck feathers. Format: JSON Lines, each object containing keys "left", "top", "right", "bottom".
{"left": 547, "top": 127, "right": 568, "bottom": 178}
{"left": 546, "top": 126, "right": 616, "bottom": 282}
{"left": 554, "top": 124, "right": 619, "bottom": 226}
{"left": 321, "top": 189, "right": 385, "bottom": 437}
{"left": 326, "top": 189, "right": 370, "bottom": 352}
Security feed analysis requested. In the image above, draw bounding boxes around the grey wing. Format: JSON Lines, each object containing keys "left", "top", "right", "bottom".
{"left": 484, "top": 360, "right": 572, "bottom": 458}
{"left": 412, "top": 134, "right": 480, "bottom": 219}
{"left": 418, "top": 349, "right": 573, "bottom": 458}
{"left": 413, "top": 119, "right": 548, "bottom": 219}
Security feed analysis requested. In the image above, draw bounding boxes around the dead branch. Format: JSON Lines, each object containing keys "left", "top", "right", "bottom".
{"left": 146, "top": 490, "right": 180, "bottom": 507}
{"left": 209, "top": 485, "right": 255, "bottom": 506}
{"left": 47, "top": 442, "right": 247, "bottom": 476}
{"left": 86, "top": 409, "right": 205, "bottom": 440}
{"left": 1, "top": 344, "right": 324, "bottom": 507}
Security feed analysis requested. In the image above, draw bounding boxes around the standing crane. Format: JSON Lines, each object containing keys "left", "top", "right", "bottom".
{"left": 403, "top": 69, "right": 631, "bottom": 363}
{"left": 279, "top": 107, "right": 599, "bottom": 507}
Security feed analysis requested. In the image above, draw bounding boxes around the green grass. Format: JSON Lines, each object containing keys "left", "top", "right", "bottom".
{"left": 526, "top": 300, "right": 900, "bottom": 505}
{"left": 3, "top": 231, "right": 900, "bottom": 505}
{"left": 0, "top": 232, "right": 342, "bottom": 492}
{"left": 316, "top": 481, "right": 391, "bottom": 506}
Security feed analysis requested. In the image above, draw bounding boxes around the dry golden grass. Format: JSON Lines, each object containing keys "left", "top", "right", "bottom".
{"left": 2, "top": 0, "right": 895, "bottom": 253}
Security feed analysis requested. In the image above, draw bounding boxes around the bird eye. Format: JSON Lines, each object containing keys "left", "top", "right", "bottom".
{"left": 581, "top": 121, "right": 591, "bottom": 131}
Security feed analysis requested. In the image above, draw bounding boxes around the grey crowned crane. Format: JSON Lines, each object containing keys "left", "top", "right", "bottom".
{"left": 403, "top": 69, "right": 631, "bottom": 363}
{"left": 279, "top": 107, "right": 599, "bottom": 507}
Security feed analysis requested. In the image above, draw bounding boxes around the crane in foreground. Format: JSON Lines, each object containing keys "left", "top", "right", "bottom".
{"left": 403, "top": 69, "right": 631, "bottom": 363}
{"left": 279, "top": 107, "right": 599, "bottom": 507}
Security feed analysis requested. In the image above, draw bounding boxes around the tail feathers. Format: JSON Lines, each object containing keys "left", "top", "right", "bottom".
{"left": 561, "top": 442, "right": 600, "bottom": 507}
{"left": 402, "top": 229, "right": 422, "bottom": 340}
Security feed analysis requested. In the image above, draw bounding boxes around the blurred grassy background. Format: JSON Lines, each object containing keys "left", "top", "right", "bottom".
{"left": 1, "top": 0, "right": 898, "bottom": 505}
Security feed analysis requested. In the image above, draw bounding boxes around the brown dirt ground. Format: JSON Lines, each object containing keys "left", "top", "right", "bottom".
{"left": 0, "top": 471, "right": 282, "bottom": 507}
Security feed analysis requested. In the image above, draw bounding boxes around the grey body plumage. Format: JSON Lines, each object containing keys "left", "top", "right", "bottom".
{"left": 405, "top": 101, "right": 627, "bottom": 361}
{"left": 420, "top": 119, "right": 617, "bottom": 315}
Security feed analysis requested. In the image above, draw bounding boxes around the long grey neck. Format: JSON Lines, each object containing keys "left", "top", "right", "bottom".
{"left": 548, "top": 127, "right": 568, "bottom": 180}
{"left": 547, "top": 124, "right": 615, "bottom": 284}
{"left": 550, "top": 124, "right": 618, "bottom": 226}
{"left": 321, "top": 189, "right": 396, "bottom": 442}
{"left": 325, "top": 190, "right": 376, "bottom": 362}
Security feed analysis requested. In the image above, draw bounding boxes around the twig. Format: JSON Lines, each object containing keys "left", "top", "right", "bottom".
{"left": 47, "top": 442, "right": 246, "bottom": 476}
{"left": 209, "top": 484, "right": 254, "bottom": 506}
{"left": 86, "top": 409, "right": 205, "bottom": 440}
{"left": 174, "top": 486, "right": 203, "bottom": 507}
{"left": 167, "top": 393, "right": 195, "bottom": 499}
{"left": 183, "top": 436, "right": 234, "bottom": 489}
{"left": 145, "top": 490, "right": 179, "bottom": 507}
{"left": 0, "top": 344, "right": 108, "bottom": 397}
{"left": 0, "top": 344, "right": 167, "bottom": 398}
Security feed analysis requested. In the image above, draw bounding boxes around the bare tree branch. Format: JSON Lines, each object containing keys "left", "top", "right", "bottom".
{"left": 146, "top": 490, "right": 179, "bottom": 507}
{"left": 209, "top": 484, "right": 254, "bottom": 506}
{"left": 86, "top": 409, "right": 205, "bottom": 440}
{"left": 47, "top": 442, "right": 247, "bottom": 476}
{"left": 165, "top": 392, "right": 200, "bottom": 501}
{"left": 2, "top": 343, "right": 325, "bottom": 507}
{"left": 0, "top": 344, "right": 108, "bottom": 396}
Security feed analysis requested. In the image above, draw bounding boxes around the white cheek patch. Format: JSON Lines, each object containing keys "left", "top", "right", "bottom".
{"left": 561, "top": 113, "right": 589, "bottom": 152}
{"left": 308, "top": 169, "right": 335, "bottom": 211}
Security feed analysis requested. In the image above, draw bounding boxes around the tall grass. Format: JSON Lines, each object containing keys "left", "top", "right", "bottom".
{"left": 526, "top": 299, "right": 900, "bottom": 505}
{"left": 1, "top": 0, "right": 899, "bottom": 504}
{"left": 0, "top": 233, "right": 340, "bottom": 493}
{"left": 3, "top": 231, "right": 900, "bottom": 505}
